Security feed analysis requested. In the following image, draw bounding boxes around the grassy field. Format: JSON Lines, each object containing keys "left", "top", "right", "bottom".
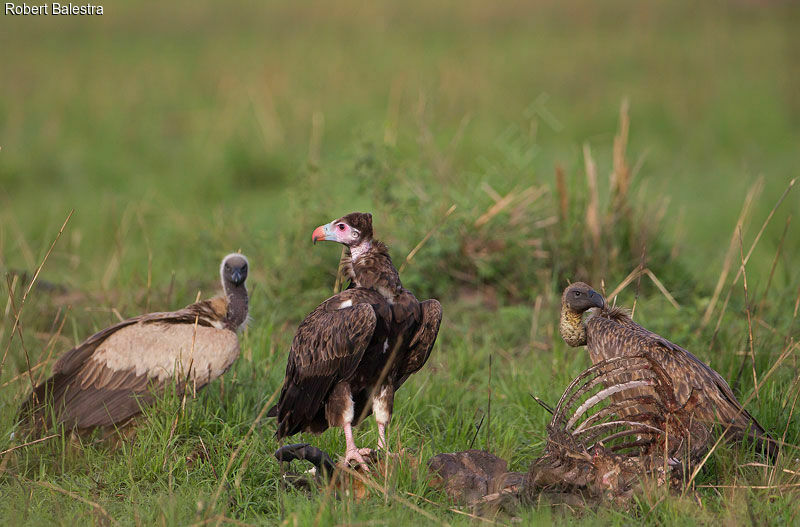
{"left": 1, "top": 0, "right": 799, "bottom": 524}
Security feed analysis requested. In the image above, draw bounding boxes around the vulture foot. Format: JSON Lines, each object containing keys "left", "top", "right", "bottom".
{"left": 341, "top": 448, "right": 371, "bottom": 472}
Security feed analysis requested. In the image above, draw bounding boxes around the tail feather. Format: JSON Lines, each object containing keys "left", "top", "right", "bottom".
{"left": 16, "top": 375, "right": 63, "bottom": 436}
{"left": 735, "top": 427, "right": 779, "bottom": 462}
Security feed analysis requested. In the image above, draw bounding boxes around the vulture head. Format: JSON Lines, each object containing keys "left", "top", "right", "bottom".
{"left": 220, "top": 253, "right": 249, "bottom": 287}
{"left": 562, "top": 282, "right": 605, "bottom": 313}
{"left": 560, "top": 282, "right": 604, "bottom": 347}
{"left": 312, "top": 212, "right": 373, "bottom": 247}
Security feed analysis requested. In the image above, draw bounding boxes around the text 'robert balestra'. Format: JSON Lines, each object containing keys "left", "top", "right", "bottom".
{"left": 5, "top": 3, "right": 104, "bottom": 15}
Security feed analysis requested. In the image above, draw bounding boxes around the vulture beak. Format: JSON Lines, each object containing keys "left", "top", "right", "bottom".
{"left": 312, "top": 222, "right": 337, "bottom": 244}
{"left": 230, "top": 268, "right": 246, "bottom": 286}
{"left": 589, "top": 289, "right": 605, "bottom": 309}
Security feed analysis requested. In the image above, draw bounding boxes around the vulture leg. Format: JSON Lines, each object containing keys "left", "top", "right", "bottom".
{"left": 328, "top": 381, "right": 371, "bottom": 470}
{"left": 343, "top": 422, "right": 369, "bottom": 469}
{"left": 372, "top": 384, "right": 394, "bottom": 451}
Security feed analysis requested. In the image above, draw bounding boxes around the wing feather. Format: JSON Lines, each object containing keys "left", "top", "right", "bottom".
{"left": 403, "top": 299, "right": 442, "bottom": 375}
{"left": 274, "top": 290, "right": 383, "bottom": 438}
{"left": 586, "top": 313, "right": 766, "bottom": 434}
{"left": 18, "top": 299, "right": 237, "bottom": 434}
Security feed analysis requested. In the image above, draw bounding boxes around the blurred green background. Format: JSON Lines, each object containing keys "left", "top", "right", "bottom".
{"left": 1, "top": 1, "right": 799, "bottom": 524}
{"left": 2, "top": 0, "right": 798, "bottom": 286}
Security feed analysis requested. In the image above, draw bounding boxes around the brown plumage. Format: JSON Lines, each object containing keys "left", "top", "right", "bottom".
{"left": 558, "top": 282, "right": 777, "bottom": 461}
{"left": 524, "top": 355, "right": 711, "bottom": 506}
{"left": 18, "top": 253, "right": 250, "bottom": 435}
{"left": 270, "top": 212, "right": 442, "bottom": 467}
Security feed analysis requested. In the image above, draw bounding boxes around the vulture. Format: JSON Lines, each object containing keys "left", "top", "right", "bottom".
{"left": 558, "top": 282, "right": 777, "bottom": 460}
{"left": 269, "top": 212, "right": 442, "bottom": 467}
{"left": 18, "top": 253, "right": 250, "bottom": 435}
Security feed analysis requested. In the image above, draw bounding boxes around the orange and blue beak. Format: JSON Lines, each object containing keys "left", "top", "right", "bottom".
{"left": 312, "top": 221, "right": 337, "bottom": 244}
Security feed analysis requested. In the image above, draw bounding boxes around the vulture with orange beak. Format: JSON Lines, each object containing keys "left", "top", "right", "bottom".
{"left": 559, "top": 282, "right": 776, "bottom": 461}
{"left": 18, "top": 253, "right": 250, "bottom": 435}
{"left": 270, "top": 212, "right": 442, "bottom": 467}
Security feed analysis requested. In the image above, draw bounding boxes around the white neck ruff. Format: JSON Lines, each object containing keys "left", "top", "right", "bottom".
{"left": 349, "top": 241, "right": 371, "bottom": 262}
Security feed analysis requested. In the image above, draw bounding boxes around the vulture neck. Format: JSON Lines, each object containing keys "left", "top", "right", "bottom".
{"left": 223, "top": 281, "right": 249, "bottom": 331}
{"left": 347, "top": 239, "right": 403, "bottom": 301}
{"left": 559, "top": 305, "right": 587, "bottom": 347}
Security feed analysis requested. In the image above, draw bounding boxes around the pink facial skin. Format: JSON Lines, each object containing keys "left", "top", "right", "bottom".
{"left": 312, "top": 220, "right": 353, "bottom": 245}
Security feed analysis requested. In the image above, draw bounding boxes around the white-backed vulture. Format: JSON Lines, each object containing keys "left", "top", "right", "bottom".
{"left": 558, "top": 282, "right": 776, "bottom": 460}
{"left": 18, "top": 253, "right": 250, "bottom": 435}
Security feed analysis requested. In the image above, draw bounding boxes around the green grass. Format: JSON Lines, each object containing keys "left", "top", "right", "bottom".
{"left": 1, "top": 0, "right": 800, "bottom": 524}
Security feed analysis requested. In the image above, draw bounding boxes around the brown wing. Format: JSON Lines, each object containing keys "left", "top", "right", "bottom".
{"left": 402, "top": 299, "right": 442, "bottom": 375}
{"left": 586, "top": 312, "right": 774, "bottom": 457}
{"left": 273, "top": 288, "right": 385, "bottom": 439}
{"left": 18, "top": 299, "right": 235, "bottom": 434}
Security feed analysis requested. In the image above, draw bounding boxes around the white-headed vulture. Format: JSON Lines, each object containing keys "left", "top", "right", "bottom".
{"left": 269, "top": 212, "right": 442, "bottom": 467}
{"left": 18, "top": 253, "right": 250, "bottom": 435}
{"left": 558, "top": 282, "right": 777, "bottom": 460}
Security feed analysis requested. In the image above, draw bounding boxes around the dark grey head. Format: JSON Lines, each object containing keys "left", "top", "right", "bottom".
{"left": 220, "top": 253, "right": 249, "bottom": 287}
{"left": 562, "top": 282, "right": 605, "bottom": 313}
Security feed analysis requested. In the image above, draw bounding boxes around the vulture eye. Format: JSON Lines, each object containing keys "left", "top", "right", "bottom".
{"left": 337, "top": 224, "right": 346, "bottom": 231}
{"left": 574, "top": 291, "right": 581, "bottom": 297}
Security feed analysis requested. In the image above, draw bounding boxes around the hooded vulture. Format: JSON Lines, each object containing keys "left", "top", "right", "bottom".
{"left": 269, "top": 212, "right": 442, "bottom": 467}
{"left": 558, "top": 282, "right": 777, "bottom": 460}
{"left": 18, "top": 253, "right": 250, "bottom": 435}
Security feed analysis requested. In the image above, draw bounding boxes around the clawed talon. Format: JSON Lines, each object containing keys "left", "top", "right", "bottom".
{"left": 342, "top": 448, "right": 370, "bottom": 472}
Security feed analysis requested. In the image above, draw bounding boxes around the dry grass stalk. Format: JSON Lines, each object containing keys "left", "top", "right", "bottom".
{"left": 481, "top": 182, "right": 502, "bottom": 203}
{"left": 761, "top": 215, "right": 792, "bottom": 311}
{"left": 708, "top": 178, "right": 796, "bottom": 349}
{"left": 683, "top": 340, "right": 797, "bottom": 493}
{"left": 1, "top": 309, "right": 67, "bottom": 389}
{"left": 700, "top": 178, "right": 762, "bottom": 329}
{"left": 583, "top": 143, "right": 601, "bottom": 253}
{"left": 606, "top": 265, "right": 679, "bottom": 311}
{"left": 510, "top": 186, "right": 548, "bottom": 226}
{"left": 4, "top": 275, "right": 37, "bottom": 394}
{"left": 1, "top": 210, "right": 73, "bottom": 393}
{"left": 644, "top": 269, "right": 680, "bottom": 310}
{"left": 611, "top": 98, "right": 631, "bottom": 212}
{"left": 35, "top": 479, "right": 118, "bottom": 525}
{"left": 36, "top": 308, "right": 69, "bottom": 384}
{"left": 405, "top": 491, "right": 499, "bottom": 524}
{"left": 607, "top": 265, "right": 645, "bottom": 303}
{"left": 704, "top": 177, "right": 794, "bottom": 335}
{"left": 733, "top": 178, "right": 796, "bottom": 288}
{"left": 772, "top": 380, "right": 800, "bottom": 486}
{"left": 0, "top": 434, "right": 59, "bottom": 457}
{"left": 474, "top": 188, "right": 519, "bottom": 228}
{"left": 333, "top": 246, "right": 348, "bottom": 294}
{"left": 737, "top": 228, "right": 759, "bottom": 397}
{"left": 400, "top": 204, "right": 457, "bottom": 273}
{"left": 698, "top": 483, "right": 800, "bottom": 490}
{"left": 555, "top": 164, "right": 568, "bottom": 222}
{"left": 0, "top": 274, "right": 18, "bottom": 346}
